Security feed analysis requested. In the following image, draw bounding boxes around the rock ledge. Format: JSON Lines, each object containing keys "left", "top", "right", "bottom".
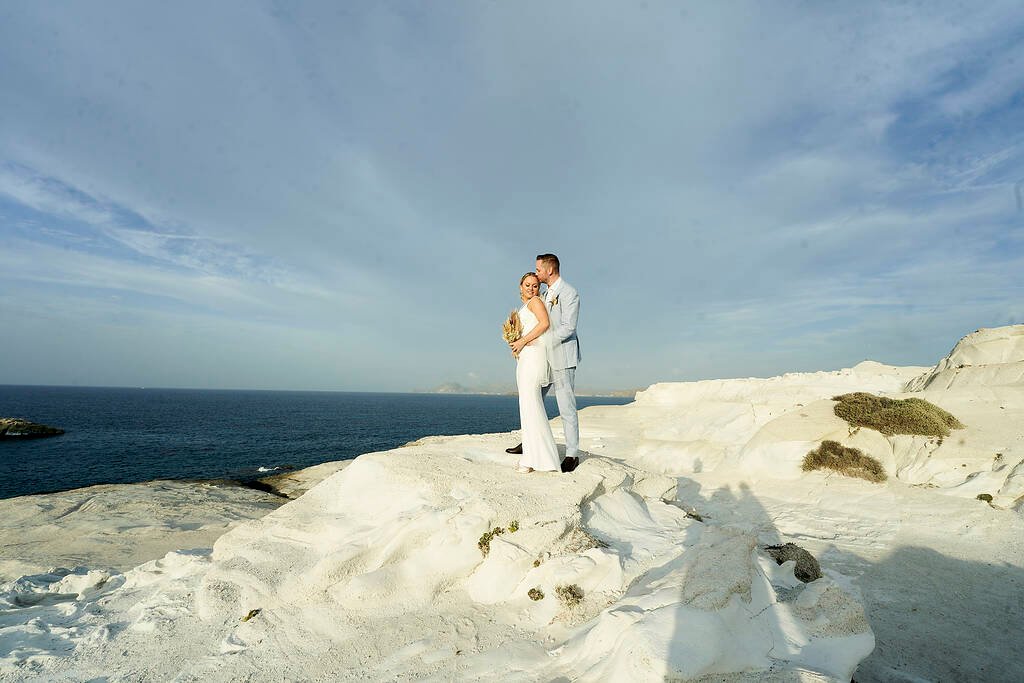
{"left": 0, "top": 418, "right": 64, "bottom": 439}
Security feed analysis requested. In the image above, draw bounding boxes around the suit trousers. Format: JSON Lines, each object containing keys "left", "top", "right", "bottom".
{"left": 542, "top": 366, "right": 578, "bottom": 458}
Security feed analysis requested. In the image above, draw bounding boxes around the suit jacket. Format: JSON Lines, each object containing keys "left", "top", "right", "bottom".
{"left": 545, "top": 278, "right": 581, "bottom": 370}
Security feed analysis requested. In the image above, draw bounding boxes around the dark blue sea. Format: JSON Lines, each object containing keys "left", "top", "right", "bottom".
{"left": 0, "top": 386, "right": 632, "bottom": 500}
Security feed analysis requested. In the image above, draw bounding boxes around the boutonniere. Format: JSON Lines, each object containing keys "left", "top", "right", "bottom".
{"left": 549, "top": 295, "right": 559, "bottom": 307}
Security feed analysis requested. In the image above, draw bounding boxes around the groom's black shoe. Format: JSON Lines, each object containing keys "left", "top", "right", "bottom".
{"left": 505, "top": 443, "right": 523, "bottom": 454}
{"left": 560, "top": 456, "right": 579, "bottom": 473}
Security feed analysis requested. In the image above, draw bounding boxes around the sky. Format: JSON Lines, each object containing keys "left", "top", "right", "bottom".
{"left": 1, "top": 1, "right": 1022, "bottom": 393}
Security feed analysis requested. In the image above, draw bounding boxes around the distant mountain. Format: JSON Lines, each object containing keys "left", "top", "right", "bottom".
{"left": 419, "top": 382, "right": 514, "bottom": 395}
{"left": 421, "top": 382, "right": 641, "bottom": 398}
{"left": 601, "top": 388, "right": 643, "bottom": 398}
{"left": 431, "top": 382, "right": 479, "bottom": 394}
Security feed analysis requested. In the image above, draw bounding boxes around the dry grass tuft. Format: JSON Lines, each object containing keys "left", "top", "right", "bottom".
{"left": 832, "top": 392, "right": 964, "bottom": 437}
{"left": 555, "top": 583, "right": 584, "bottom": 607}
{"left": 803, "top": 440, "right": 887, "bottom": 483}
{"left": 477, "top": 527, "right": 505, "bottom": 556}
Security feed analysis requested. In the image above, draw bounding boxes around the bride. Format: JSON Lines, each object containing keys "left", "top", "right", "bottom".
{"left": 509, "top": 272, "right": 561, "bottom": 473}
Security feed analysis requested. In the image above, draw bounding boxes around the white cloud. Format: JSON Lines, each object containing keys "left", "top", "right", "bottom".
{"left": 0, "top": 1, "right": 1022, "bottom": 390}
{"left": 939, "top": 39, "right": 1024, "bottom": 116}
{"left": 0, "top": 164, "right": 115, "bottom": 227}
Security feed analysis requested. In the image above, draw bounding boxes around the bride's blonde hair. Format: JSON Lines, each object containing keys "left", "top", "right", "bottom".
{"left": 520, "top": 271, "right": 538, "bottom": 286}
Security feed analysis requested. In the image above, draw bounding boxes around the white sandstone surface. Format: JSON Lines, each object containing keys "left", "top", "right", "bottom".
{"left": 2, "top": 325, "right": 1023, "bottom": 682}
{"left": 0, "top": 481, "right": 281, "bottom": 584}
{"left": 0, "top": 461, "right": 351, "bottom": 585}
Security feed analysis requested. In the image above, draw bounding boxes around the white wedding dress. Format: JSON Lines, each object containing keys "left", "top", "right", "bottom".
{"left": 516, "top": 301, "right": 561, "bottom": 472}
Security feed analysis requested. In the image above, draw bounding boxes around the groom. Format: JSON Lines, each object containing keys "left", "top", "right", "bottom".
{"left": 507, "top": 253, "right": 581, "bottom": 470}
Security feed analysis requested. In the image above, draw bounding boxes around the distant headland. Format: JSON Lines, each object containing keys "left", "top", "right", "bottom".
{"left": 419, "top": 382, "right": 639, "bottom": 398}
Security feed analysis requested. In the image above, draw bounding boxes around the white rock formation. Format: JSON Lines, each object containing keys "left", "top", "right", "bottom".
{"left": 0, "top": 440, "right": 872, "bottom": 681}
{"left": 0, "top": 481, "right": 281, "bottom": 583}
{"left": 2, "top": 325, "right": 1023, "bottom": 682}
{"left": 905, "top": 325, "right": 1024, "bottom": 391}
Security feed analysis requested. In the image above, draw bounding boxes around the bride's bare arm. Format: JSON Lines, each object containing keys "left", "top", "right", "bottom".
{"left": 510, "top": 296, "right": 550, "bottom": 353}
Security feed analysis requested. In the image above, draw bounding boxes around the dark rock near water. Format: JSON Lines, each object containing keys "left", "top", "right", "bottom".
{"left": 0, "top": 418, "right": 65, "bottom": 440}
{"left": 765, "top": 542, "right": 822, "bottom": 583}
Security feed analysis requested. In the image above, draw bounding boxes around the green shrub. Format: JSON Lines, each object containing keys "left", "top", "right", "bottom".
{"left": 528, "top": 587, "right": 544, "bottom": 601}
{"left": 477, "top": 527, "right": 505, "bottom": 556}
{"left": 555, "top": 583, "right": 584, "bottom": 607}
{"left": 832, "top": 392, "right": 964, "bottom": 437}
{"left": 803, "top": 440, "right": 887, "bottom": 483}
{"left": 508, "top": 520, "right": 519, "bottom": 533}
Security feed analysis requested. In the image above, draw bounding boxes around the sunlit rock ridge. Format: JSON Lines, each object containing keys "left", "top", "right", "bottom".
{"left": 1, "top": 325, "right": 1022, "bottom": 682}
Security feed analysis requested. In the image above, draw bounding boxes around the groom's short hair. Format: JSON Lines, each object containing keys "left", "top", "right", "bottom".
{"left": 536, "top": 253, "right": 560, "bottom": 273}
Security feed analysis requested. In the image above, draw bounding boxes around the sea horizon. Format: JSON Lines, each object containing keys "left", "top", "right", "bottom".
{"left": 0, "top": 383, "right": 638, "bottom": 398}
{"left": 0, "top": 385, "right": 633, "bottom": 499}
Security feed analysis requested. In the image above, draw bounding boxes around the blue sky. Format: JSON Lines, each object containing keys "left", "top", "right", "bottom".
{"left": 1, "top": 1, "right": 1022, "bottom": 392}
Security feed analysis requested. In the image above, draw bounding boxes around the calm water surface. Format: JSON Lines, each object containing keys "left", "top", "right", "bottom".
{"left": 0, "top": 386, "right": 632, "bottom": 499}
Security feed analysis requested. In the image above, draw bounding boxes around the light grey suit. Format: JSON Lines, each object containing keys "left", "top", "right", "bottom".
{"left": 543, "top": 277, "right": 580, "bottom": 459}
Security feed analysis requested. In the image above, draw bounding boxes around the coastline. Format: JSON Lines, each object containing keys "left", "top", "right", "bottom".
{"left": 1, "top": 325, "right": 1022, "bottom": 681}
{"left": 0, "top": 390, "right": 633, "bottom": 501}
{"left": 0, "top": 462, "right": 354, "bottom": 583}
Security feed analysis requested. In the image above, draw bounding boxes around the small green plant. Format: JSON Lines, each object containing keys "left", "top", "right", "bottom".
{"left": 977, "top": 493, "right": 993, "bottom": 503}
{"left": 508, "top": 520, "right": 519, "bottom": 533}
{"left": 803, "top": 440, "right": 886, "bottom": 483}
{"left": 528, "top": 587, "right": 544, "bottom": 601}
{"left": 832, "top": 393, "right": 964, "bottom": 437}
{"left": 555, "top": 583, "right": 584, "bottom": 607}
{"left": 477, "top": 527, "right": 505, "bottom": 556}
{"left": 533, "top": 558, "right": 541, "bottom": 568}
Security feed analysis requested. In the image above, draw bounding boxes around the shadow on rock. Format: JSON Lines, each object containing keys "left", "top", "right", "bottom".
{"left": 847, "top": 544, "right": 1024, "bottom": 683}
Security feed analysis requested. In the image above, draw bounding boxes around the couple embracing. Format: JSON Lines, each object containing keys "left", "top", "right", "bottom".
{"left": 507, "top": 253, "right": 580, "bottom": 474}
